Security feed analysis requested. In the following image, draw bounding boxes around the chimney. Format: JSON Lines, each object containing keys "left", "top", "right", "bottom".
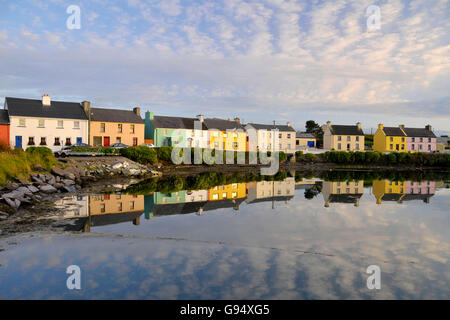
{"left": 399, "top": 124, "right": 405, "bottom": 130}
{"left": 42, "top": 94, "right": 51, "bottom": 107}
{"left": 425, "top": 124, "right": 432, "bottom": 131}
{"left": 326, "top": 121, "right": 331, "bottom": 127}
{"left": 234, "top": 117, "right": 240, "bottom": 124}
{"left": 273, "top": 120, "right": 276, "bottom": 126}
{"left": 82, "top": 101, "right": 91, "bottom": 118}
{"left": 145, "top": 111, "right": 154, "bottom": 120}
{"left": 378, "top": 123, "right": 384, "bottom": 130}
{"left": 133, "top": 107, "right": 141, "bottom": 117}
{"left": 287, "top": 121, "right": 291, "bottom": 127}
{"left": 197, "top": 114, "right": 204, "bottom": 123}
{"left": 356, "top": 122, "right": 361, "bottom": 130}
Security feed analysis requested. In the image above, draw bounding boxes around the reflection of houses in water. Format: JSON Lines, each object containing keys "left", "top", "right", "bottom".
{"left": 53, "top": 195, "right": 89, "bottom": 218}
{"left": 246, "top": 178, "right": 295, "bottom": 207}
{"left": 322, "top": 180, "right": 364, "bottom": 207}
{"left": 147, "top": 183, "right": 248, "bottom": 217}
{"left": 372, "top": 180, "right": 435, "bottom": 204}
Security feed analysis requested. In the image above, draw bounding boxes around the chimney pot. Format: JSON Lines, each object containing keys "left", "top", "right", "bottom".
{"left": 378, "top": 123, "right": 384, "bottom": 130}
{"left": 197, "top": 114, "right": 204, "bottom": 123}
{"left": 356, "top": 122, "right": 361, "bottom": 130}
{"left": 326, "top": 121, "right": 331, "bottom": 127}
{"left": 82, "top": 101, "right": 91, "bottom": 117}
{"left": 287, "top": 121, "right": 291, "bottom": 127}
{"left": 133, "top": 107, "right": 141, "bottom": 117}
{"left": 146, "top": 111, "right": 154, "bottom": 120}
{"left": 399, "top": 124, "right": 405, "bottom": 130}
{"left": 425, "top": 124, "right": 432, "bottom": 131}
{"left": 234, "top": 117, "right": 240, "bottom": 124}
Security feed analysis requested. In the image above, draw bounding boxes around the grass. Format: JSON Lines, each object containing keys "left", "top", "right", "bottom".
{"left": 0, "top": 147, "right": 59, "bottom": 185}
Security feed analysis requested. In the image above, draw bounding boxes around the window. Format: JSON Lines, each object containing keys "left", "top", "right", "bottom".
{"left": 401, "top": 137, "right": 405, "bottom": 142}
{"left": 411, "top": 144, "right": 415, "bottom": 150}
{"left": 40, "top": 137, "right": 46, "bottom": 145}
{"left": 223, "top": 133, "right": 227, "bottom": 138}
{"left": 233, "top": 142, "right": 238, "bottom": 148}
{"left": 287, "top": 144, "right": 291, "bottom": 149}
{"left": 401, "top": 145, "right": 405, "bottom": 150}
{"left": 232, "top": 192, "right": 237, "bottom": 198}
{"left": 287, "top": 134, "right": 291, "bottom": 138}
{"left": 347, "top": 136, "right": 351, "bottom": 141}
{"left": 93, "top": 136, "right": 102, "bottom": 146}
{"left": 390, "top": 137, "right": 393, "bottom": 142}
{"left": 296, "top": 140, "right": 299, "bottom": 145}
{"left": 420, "top": 138, "right": 423, "bottom": 142}
{"left": 279, "top": 143, "right": 282, "bottom": 149}
{"left": 213, "top": 193, "right": 219, "bottom": 200}
{"left": 412, "top": 137, "right": 415, "bottom": 142}
{"left": 118, "top": 124, "right": 122, "bottom": 133}
{"left": 28, "top": 137, "right": 35, "bottom": 146}
{"left": 130, "top": 124, "right": 135, "bottom": 133}
{"left": 100, "top": 204, "right": 105, "bottom": 213}
{"left": 356, "top": 136, "right": 359, "bottom": 141}
{"left": 100, "top": 123, "right": 105, "bottom": 132}
{"left": 130, "top": 201, "right": 135, "bottom": 210}
{"left": 19, "top": 118, "right": 26, "bottom": 127}
{"left": 116, "top": 137, "right": 121, "bottom": 143}
{"left": 133, "top": 137, "right": 138, "bottom": 146}
{"left": 356, "top": 143, "right": 359, "bottom": 150}
{"left": 419, "top": 144, "right": 422, "bottom": 150}
{"left": 38, "top": 119, "right": 45, "bottom": 127}
{"left": 390, "top": 144, "right": 393, "bottom": 150}
{"left": 74, "top": 121, "right": 80, "bottom": 129}
{"left": 57, "top": 120, "right": 63, "bottom": 128}
{"left": 214, "top": 142, "right": 219, "bottom": 148}
{"left": 338, "top": 136, "right": 342, "bottom": 141}
{"left": 346, "top": 188, "right": 350, "bottom": 193}
{"left": 118, "top": 202, "right": 122, "bottom": 212}
{"left": 428, "top": 144, "right": 431, "bottom": 151}
{"left": 65, "top": 138, "right": 71, "bottom": 146}
{"left": 337, "top": 143, "right": 341, "bottom": 150}
{"left": 54, "top": 137, "right": 61, "bottom": 146}
{"left": 428, "top": 138, "right": 431, "bottom": 143}
{"left": 222, "top": 192, "right": 227, "bottom": 198}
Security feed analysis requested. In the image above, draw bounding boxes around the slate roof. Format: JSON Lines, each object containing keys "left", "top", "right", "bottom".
{"left": 247, "top": 123, "right": 296, "bottom": 132}
{"left": 205, "top": 118, "right": 245, "bottom": 131}
{"left": 0, "top": 110, "right": 9, "bottom": 125}
{"left": 90, "top": 211, "right": 143, "bottom": 226}
{"left": 402, "top": 194, "right": 434, "bottom": 201}
{"left": 402, "top": 127, "right": 436, "bottom": 138}
{"left": 5, "top": 97, "right": 88, "bottom": 120}
{"left": 90, "top": 107, "right": 144, "bottom": 123}
{"left": 296, "top": 132, "right": 315, "bottom": 138}
{"left": 382, "top": 127, "right": 406, "bottom": 136}
{"left": 151, "top": 115, "right": 208, "bottom": 130}
{"left": 246, "top": 196, "right": 294, "bottom": 204}
{"left": 152, "top": 202, "right": 206, "bottom": 216}
{"left": 381, "top": 194, "right": 404, "bottom": 201}
{"left": 328, "top": 124, "right": 364, "bottom": 136}
{"left": 328, "top": 193, "right": 363, "bottom": 203}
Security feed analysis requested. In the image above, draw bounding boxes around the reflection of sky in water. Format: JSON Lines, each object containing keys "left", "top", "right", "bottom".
{"left": 0, "top": 186, "right": 449, "bottom": 299}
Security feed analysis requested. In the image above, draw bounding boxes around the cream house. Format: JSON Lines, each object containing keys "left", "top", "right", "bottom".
{"left": 5, "top": 95, "right": 89, "bottom": 152}
{"left": 322, "top": 121, "right": 365, "bottom": 151}
{"left": 245, "top": 122, "right": 296, "bottom": 154}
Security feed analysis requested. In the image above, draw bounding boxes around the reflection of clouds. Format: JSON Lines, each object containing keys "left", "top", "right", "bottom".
{"left": 0, "top": 185, "right": 449, "bottom": 299}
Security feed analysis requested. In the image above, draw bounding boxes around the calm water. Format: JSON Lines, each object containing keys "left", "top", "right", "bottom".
{"left": 0, "top": 174, "right": 449, "bottom": 299}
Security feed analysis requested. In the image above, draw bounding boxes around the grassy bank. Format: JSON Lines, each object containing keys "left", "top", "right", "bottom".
{"left": 0, "top": 147, "right": 58, "bottom": 185}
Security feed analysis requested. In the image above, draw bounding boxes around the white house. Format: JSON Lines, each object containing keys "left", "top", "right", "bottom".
{"left": 245, "top": 122, "right": 296, "bottom": 154}
{"left": 5, "top": 95, "right": 89, "bottom": 152}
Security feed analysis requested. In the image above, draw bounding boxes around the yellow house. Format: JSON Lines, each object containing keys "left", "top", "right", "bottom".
{"left": 322, "top": 121, "right": 365, "bottom": 151}
{"left": 373, "top": 124, "right": 407, "bottom": 152}
{"left": 372, "top": 180, "right": 405, "bottom": 204}
{"left": 204, "top": 118, "right": 247, "bottom": 152}
{"left": 88, "top": 107, "right": 145, "bottom": 147}
{"left": 208, "top": 183, "right": 247, "bottom": 201}
{"left": 322, "top": 180, "right": 364, "bottom": 207}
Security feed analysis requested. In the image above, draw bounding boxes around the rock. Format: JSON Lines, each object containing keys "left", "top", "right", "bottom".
{"left": 47, "top": 175, "right": 56, "bottom": 185}
{"left": 55, "top": 176, "right": 61, "bottom": 182}
{"left": 16, "top": 186, "right": 33, "bottom": 195}
{"left": 4, "top": 197, "right": 20, "bottom": 211}
{"left": 5, "top": 182, "right": 20, "bottom": 190}
{"left": 53, "top": 183, "right": 64, "bottom": 189}
{"left": 51, "top": 167, "right": 66, "bottom": 177}
{"left": 64, "top": 172, "right": 76, "bottom": 180}
{"left": 62, "top": 179, "right": 75, "bottom": 186}
{"left": 27, "top": 185, "right": 40, "bottom": 193}
{"left": 31, "top": 176, "right": 44, "bottom": 184}
{"left": 112, "top": 162, "right": 124, "bottom": 170}
{"left": 2, "top": 190, "right": 25, "bottom": 200}
{"left": 0, "top": 211, "right": 9, "bottom": 217}
{"left": 63, "top": 185, "right": 76, "bottom": 193}
{"left": 39, "top": 185, "right": 57, "bottom": 193}
{"left": 15, "top": 178, "right": 30, "bottom": 185}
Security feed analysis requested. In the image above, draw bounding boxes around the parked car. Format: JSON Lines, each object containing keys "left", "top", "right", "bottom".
{"left": 140, "top": 143, "right": 156, "bottom": 148}
{"left": 110, "top": 143, "right": 129, "bottom": 149}
{"left": 71, "top": 142, "right": 92, "bottom": 148}
{"left": 54, "top": 145, "right": 102, "bottom": 157}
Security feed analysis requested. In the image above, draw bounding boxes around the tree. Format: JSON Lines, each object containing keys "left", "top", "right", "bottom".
{"left": 305, "top": 120, "right": 321, "bottom": 134}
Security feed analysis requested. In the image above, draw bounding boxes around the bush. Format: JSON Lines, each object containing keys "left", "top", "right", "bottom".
{"left": 120, "top": 146, "right": 157, "bottom": 165}
{"left": 25, "top": 146, "right": 53, "bottom": 158}
{"left": 278, "top": 152, "right": 288, "bottom": 163}
{"left": 304, "top": 153, "right": 317, "bottom": 163}
{"left": 157, "top": 146, "right": 173, "bottom": 162}
{"left": 295, "top": 151, "right": 304, "bottom": 162}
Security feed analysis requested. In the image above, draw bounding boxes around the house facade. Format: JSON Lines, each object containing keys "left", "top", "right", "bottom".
{"left": 245, "top": 122, "right": 296, "bottom": 154}
{"left": 5, "top": 95, "right": 89, "bottom": 152}
{"left": 89, "top": 107, "right": 144, "bottom": 147}
{"left": 401, "top": 125, "right": 436, "bottom": 152}
{"left": 204, "top": 118, "right": 247, "bottom": 152}
{"left": 322, "top": 121, "right": 364, "bottom": 151}
{"left": 0, "top": 110, "right": 10, "bottom": 147}
{"left": 322, "top": 180, "right": 363, "bottom": 207}
{"left": 373, "top": 180, "right": 434, "bottom": 204}
{"left": 296, "top": 132, "right": 316, "bottom": 149}
{"left": 145, "top": 112, "right": 209, "bottom": 148}
{"left": 373, "top": 124, "right": 407, "bottom": 152}
{"left": 246, "top": 178, "right": 295, "bottom": 204}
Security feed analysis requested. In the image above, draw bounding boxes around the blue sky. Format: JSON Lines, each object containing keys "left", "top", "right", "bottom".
{"left": 0, "top": 0, "right": 449, "bottom": 134}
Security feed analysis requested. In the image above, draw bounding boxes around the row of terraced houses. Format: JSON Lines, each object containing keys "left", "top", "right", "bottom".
{"left": 0, "top": 94, "right": 441, "bottom": 153}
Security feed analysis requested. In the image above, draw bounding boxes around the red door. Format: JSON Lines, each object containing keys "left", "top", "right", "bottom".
{"left": 104, "top": 136, "right": 110, "bottom": 147}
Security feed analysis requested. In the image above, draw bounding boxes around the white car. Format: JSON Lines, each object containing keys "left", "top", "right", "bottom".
{"left": 140, "top": 143, "right": 156, "bottom": 148}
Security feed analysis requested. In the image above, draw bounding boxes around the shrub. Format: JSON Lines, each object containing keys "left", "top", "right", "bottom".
{"left": 25, "top": 146, "right": 53, "bottom": 158}
{"left": 295, "top": 151, "right": 304, "bottom": 162}
{"left": 304, "top": 153, "right": 317, "bottom": 163}
{"left": 157, "top": 146, "right": 173, "bottom": 162}
{"left": 278, "top": 152, "right": 288, "bottom": 163}
{"left": 120, "top": 146, "right": 157, "bottom": 165}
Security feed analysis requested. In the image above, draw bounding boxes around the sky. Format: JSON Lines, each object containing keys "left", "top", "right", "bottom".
{"left": 0, "top": 0, "right": 449, "bottom": 134}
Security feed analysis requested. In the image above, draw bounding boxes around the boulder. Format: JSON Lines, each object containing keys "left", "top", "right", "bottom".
{"left": 64, "top": 172, "right": 76, "bottom": 180}
{"left": 62, "top": 179, "right": 75, "bottom": 186}
{"left": 63, "top": 185, "right": 76, "bottom": 193}
{"left": 27, "top": 185, "right": 40, "bottom": 193}
{"left": 2, "top": 190, "right": 25, "bottom": 200}
{"left": 51, "top": 167, "right": 67, "bottom": 177}
{"left": 4, "top": 197, "right": 20, "bottom": 211}
{"left": 31, "top": 176, "right": 44, "bottom": 184}
{"left": 39, "top": 184, "right": 57, "bottom": 193}
{"left": 16, "top": 186, "right": 33, "bottom": 195}
{"left": 112, "top": 162, "right": 124, "bottom": 170}
{"left": 53, "top": 183, "right": 64, "bottom": 189}
{"left": 5, "top": 182, "right": 20, "bottom": 190}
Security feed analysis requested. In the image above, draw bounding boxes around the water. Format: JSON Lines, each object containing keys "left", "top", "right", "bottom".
{"left": 0, "top": 173, "right": 449, "bottom": 299}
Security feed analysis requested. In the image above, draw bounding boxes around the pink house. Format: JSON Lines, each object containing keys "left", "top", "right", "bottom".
{"left": 403, "top": 181, "right": 435, "bottom": 203}
{"left": 401, "top": 125, "right": 436, "bottom": 152}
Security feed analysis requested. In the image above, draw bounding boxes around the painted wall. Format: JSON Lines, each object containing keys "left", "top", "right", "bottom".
{"left": 0, "top": 124, "right": 10, "bottom": 147}
{"left": 154, "top": 128, "right": 208, "bottom": 148}
{"left": 407, "top": 137, "right": 436, "bottom": 152}
{"left": 372, "top": 180, "right": 406, "bottom": 204}
{"left": 208, "top": 183, "right": 246, "bottom": 201}
{"left": 404, "top": 181, "right": 435, "bottom": 194}
{"left": 208, "top": 130, "right": 247, "bottom": 152}
{"left": 322, "top": 180, "right": 364, "bottom": 207}
{"left": 323, "top": 126, "right": 364, "bottom": 151}
{"left": 90, "top": 121, "right": 144, "bottom": 147}
{"left": 89, "top": 194, "right": 145, "bottom": 215}
{"left": 9, "top": 116, "right": 88, "bottom": 152}
{"left": 296, "top": 137, "right": 316, "bottom": 148}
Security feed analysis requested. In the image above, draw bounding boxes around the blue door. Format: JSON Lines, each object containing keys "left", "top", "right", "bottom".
{"left": 76, "top": 137, "right": 82, "bottom": 144}
{"left": 15, "top": 136, "right": 22, "bottom": 148}
{"left": 307, "top": 141, "right": 315, "bottom": 147}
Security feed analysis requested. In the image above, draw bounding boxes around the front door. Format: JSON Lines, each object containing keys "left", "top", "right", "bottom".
{"left": 307, "top": 141, "right": 314, "bottom": 147}
{"left": 76, "top": 137, "right": 82, "bottom": 144}
{"left": 104, "top": 136, "right": 110, "bottom": 147}
{"left": 15, "top": 136, "right": 22, "bottom": 148}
